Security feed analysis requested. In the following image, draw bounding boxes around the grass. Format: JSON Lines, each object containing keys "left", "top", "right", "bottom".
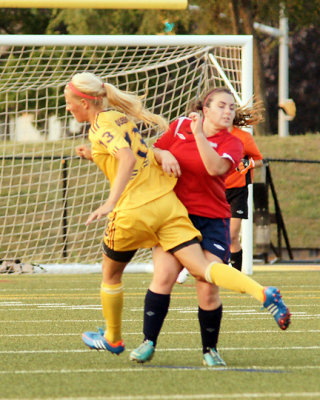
{"left": 253, "top": 134, "right": 320, "bottom": 250}
{"left": 0, "top": 269, "right": 319, "bottom": 399}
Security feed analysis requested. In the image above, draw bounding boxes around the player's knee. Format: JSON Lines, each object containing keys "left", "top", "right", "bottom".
{"left": 197, "top": 282, "right": 220, "bottom": 306}
{"left": 150, "top": 273, "right": 176, "bottom": 293}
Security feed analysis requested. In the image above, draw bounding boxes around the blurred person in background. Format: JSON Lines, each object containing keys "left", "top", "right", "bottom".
{"left": 225, "top": 125, "right": 264, "bottom": 271}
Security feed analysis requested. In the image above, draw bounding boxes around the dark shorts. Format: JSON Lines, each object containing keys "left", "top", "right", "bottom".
{"left": 189, "top": 214, "right": 230, "bottom": 264}
{"left": 102, "top": 242, "right": 137, "bottom": 263}
{"left": 225, "top": 186, "right": 248, "bottom": 219}
{"left": 102, "top": 238, "right": 200, "bottom": 263}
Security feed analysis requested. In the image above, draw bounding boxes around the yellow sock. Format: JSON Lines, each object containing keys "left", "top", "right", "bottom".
{"left": 205, "top": 262, "right": 264, "bottom": 303}
{"left": 100, "top": 282, "right": 124, "bottom": 344}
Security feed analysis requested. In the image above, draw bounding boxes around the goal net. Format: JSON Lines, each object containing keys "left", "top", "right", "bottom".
{"left": 0, "top": 35, "right": 253, "bottom": 271}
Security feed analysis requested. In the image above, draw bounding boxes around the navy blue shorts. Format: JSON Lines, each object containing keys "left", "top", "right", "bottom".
{"left": 189, "top": 214, "right": 231, "bottom": 264}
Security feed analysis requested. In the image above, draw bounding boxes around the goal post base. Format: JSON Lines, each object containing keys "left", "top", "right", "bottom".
{"left": 36, "top": 263, "right": 154, "bottom": 274}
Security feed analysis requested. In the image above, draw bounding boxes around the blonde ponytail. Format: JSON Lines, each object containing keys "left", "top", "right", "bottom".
{"left": 69, "top": 72, "right": 168, "bottom": 131}
{"left": 104, "top": 82, "right": 168, "bottom": 131}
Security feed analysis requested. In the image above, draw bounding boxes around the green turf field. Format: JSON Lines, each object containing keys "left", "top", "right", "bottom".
{"left": 0, "top": 269, "right": 319, "bottom": 400}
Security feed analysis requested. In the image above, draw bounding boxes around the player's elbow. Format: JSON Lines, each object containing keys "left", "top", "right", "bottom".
{"left": 206, "top": 162, "right": 227, "bottom": 176}
{"left": 206, "top": 158, "right": 232, "bottom": 176}
{"left": 206, "top": 167, "right": 220, "bottom": 176}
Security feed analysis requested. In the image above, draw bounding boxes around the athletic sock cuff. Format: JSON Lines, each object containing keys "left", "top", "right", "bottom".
{"left": 145, "top": 289, "right": 170, "bottom": 304}
{"left": 101, "top": 282, "right": 124, "bottom": 295}
{"left": 205, "top": 262, "right": 218, "bottom": 284}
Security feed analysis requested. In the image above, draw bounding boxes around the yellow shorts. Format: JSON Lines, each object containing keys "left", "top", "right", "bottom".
{"left": 103, "top": 191, "right": 201, "bottom": 252}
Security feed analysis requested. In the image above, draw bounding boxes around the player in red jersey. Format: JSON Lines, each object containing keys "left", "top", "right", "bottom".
{"left": 130, "top": 88, "right": 289, "bottom": 366}
{"left": 226, "top": 126, "right": 264, "bottom": 271}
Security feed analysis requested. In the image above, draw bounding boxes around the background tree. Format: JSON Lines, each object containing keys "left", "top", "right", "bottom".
{"left": 0, "top": 9, "right": 53, "bottom": 34}
{"left": 1, "top": 1, "right": 319, "bottom": 135}
{"left": 228, "top": 0, "right": 271, "bottom": 135}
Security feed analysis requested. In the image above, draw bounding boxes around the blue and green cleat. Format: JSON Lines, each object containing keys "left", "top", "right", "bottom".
{"left": 263, "top": 286, "right": 291, "bottom": 330}
{"left": 203, "top": 348, "right": 226, "bottom": 367}
{"left": 130, "top": 340, "right": 155, "bottom": 363}
{"left": 82, "top": 330, "right": 125, "bottom": 355}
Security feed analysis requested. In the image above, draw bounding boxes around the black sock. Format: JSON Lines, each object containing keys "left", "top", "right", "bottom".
{"left": 198, "top": 304, "right": 223, "bottom": 354}
{"left": 230, "top": 249, "right": 243, "bottom": 271}
{"left": 143, "top": 289, "right": 170, "bottom": 347}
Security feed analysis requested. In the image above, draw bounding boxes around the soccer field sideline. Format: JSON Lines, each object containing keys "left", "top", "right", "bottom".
{"left": 29, "top": 262, "right": 320, "bottom": 275}
{"left": 253, "top": 264, "right": 320, "bottom": 272}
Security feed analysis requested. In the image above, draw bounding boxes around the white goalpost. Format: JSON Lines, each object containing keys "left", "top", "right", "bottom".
{"left": 0, "top": 35, "right": 253, "bottom": 274}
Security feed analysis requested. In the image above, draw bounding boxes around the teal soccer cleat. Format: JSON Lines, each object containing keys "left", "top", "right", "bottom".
{"left": 82, "top": 330, "right": 125, "bottom": 355}
{"left": 263, "top": 286, "right": 291, "bottom": 330}
{"left": 130, "top": 340, "right": 155, "bottom": 363}
{"left": 203, "top": 348, "right": 226, "bottom": 367}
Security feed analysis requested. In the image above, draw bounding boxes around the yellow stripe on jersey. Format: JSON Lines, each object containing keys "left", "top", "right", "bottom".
{"left": 89, "top": 110, "right": 176, "bottom": 211}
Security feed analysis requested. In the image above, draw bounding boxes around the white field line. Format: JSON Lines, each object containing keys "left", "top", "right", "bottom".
{"left": 0, "top": 304, "right": 269, "bottom": 310}
{"left": 0, "top": 302, "right": 319, "bottom": 317}
{"left": 1, "top": 314, "right": 319, "bottom": 321}
{"left": 0, "top": 307, "right": 320, "bottom": 323}
{"left": 0, "top": 303, "right": 319, "bottom": 308}
{"left": 1, "top": 303, "right": 319, "bottom": 310}
{"left": 0, "top": 365, "right": 320, "bottom": 382}
{"left": 0, "top": 365, "right": 319, "bottom": 376}
{"left": 1, "top": 345, "right": 320, "bottom": 354}
{"left": 0, "top": 314, "right": 319, "bottom": 322}
{"left": 1, "top": 329, "right": 320, "bottom": 337}
{"left": 0, "top": 284, "right": 319, "bottom": 291}
{"left": 1, "top": 393, "right": 320, "bottom": 400}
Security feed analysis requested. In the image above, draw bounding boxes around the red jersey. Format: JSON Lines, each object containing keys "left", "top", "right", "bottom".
{"left": 154, "top": 117, "right": 243, "bottom": 219}
{"left": 225, "top": 127, "right": 263, "bottom": 189}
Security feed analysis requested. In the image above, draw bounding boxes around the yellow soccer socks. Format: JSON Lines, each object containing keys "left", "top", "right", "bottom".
{"left": 100, "top": 282, "right": 124, "bottom": 344}
{"left": 205, "top": 262, "right": 265, "bottom": 303}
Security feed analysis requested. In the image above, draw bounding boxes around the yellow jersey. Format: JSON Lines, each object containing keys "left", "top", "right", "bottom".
{"left": 89, "top": 110, "right": 176, "bottom": 211}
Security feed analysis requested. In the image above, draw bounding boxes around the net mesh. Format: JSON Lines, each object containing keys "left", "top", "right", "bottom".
{"left": 0, "top": 39, "right": 246, "bottom": 265}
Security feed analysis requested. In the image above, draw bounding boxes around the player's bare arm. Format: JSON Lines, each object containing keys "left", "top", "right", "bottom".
{"left": 189, "top": 112, "right": 231, "bottom": 176}
{"left": 153, "top": 147, "right": 181, "bottom": 177}
{"left": 85, "top": 148, "right": 136, "bottom": 225}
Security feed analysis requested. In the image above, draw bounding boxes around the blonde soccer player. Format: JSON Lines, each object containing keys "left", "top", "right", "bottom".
{"left": 64, "top": 73, "right": 290, "bottom": 357}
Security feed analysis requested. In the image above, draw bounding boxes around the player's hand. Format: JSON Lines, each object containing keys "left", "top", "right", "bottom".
{"left": 189, "top": 112, "right": 204, "bottom": 137}
{"left": 85, "top": 202, "right": 113, "bottom": 225}
{"left": 76, "top": 145, "right": 93, "bottom": 161}
{"left": 236, "top": 157, "right": 255, "bottom": 174}
{"left": 160, "top": 150, "right": 181, "bottom": 177}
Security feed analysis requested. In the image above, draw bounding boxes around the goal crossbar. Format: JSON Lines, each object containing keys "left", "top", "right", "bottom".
{"left": 0, "top": 34, "right": 252, "bottom": 47}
